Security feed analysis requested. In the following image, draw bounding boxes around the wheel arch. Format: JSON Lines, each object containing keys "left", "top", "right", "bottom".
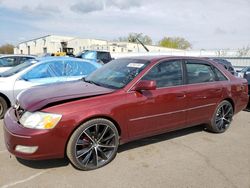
{"left": 78, "top": 115, "right": 122, "bottom": 136}
{"left": 0, "top": 92, "right": 11, "bottom": 108}
{"left": 64, "top": 115, "right": 122, "bottom": 157}
{"left": 223, "top": 98, "right": 235, "bottom": 112}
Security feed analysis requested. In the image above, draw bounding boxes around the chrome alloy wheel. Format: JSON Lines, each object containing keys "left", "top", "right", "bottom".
{"left": 215, "top": 102, "right": 233, "bottom": 131}
{"left": 68, "top": 119, "right": 119, "bottom": 170}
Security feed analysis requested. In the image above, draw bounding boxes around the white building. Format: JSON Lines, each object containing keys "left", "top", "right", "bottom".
{"left": 67, "top": 38, "right": 109, "bottom": 54}
{"left": 14, "top": 35, "right": 183, "bottom": 56}
{"left": 14, "top": 35, "right": 74, "bottom": 55}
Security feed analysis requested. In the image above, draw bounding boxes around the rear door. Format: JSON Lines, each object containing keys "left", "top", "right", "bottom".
{"left": 126, "top": 60, "right": 188, "bottom": 138}
{"left": 184, "top": 60, "right": 224, "bottom": 125}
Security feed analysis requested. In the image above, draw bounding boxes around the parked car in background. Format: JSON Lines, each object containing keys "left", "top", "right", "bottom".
{"left": 238, "top": 66, "right": 250, "bottom": 99}
{"left": 209, "top": 58, "right": 235, "bottom": 75}
{"left": 0, "top": 55, "right": 36, "bottom": 73}
{"left": 3, "top": 56, "right": 248, "bottom": 170}
{"left": 76, "top": 50, "right": 113, "bottom": 64}
{"left": 0, "top": 57, "right": 101, "bottom": 118}
{"left": 238, "top": 66, "right": 250, "bottom": 78}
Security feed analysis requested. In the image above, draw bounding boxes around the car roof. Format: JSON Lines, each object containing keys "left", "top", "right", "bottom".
{"left": 117, "top": 55, "right": 211, "bottom": 62}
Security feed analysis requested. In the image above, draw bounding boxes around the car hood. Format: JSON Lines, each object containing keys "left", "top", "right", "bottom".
{"left": 18, "top": 80, "right": 115, "bottom": 111}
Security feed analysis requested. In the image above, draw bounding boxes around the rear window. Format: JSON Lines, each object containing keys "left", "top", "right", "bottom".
{"left": 186, "top": 62, "right": 216, "bottom": 84}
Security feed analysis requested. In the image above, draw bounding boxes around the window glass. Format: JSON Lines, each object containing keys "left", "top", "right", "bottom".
{"left": 86, "top": 59, "right": 150, "bottom": 89}
{"left": 142, "top": 60, "right": 183, "bottom": 88}
{"left": 0, "top": 61, "right": 33, "bottom": 77}
{"left": 81, "top": 51, "right": 97, "bottom": 60}
{"left": 65, "top": 61, "right": 97, "bottom": 76}
{"left": 22, "top": 61, "right": 64, "bottom": 80}
{"left": 97, "top": 52, "right": 109, "bottom": 60}
{"left": 1, "top": 57, "right": 16, "bottom": 66}
{"left": 0, "top": 59, "right": 8, "bottom": 67}
{"left": 186, "top": 63, "right": 216, "bottom": 84}
{"left": 19, "top": 57, "right": 34, "bottom": 64}
{"left": 214, "top": 68, "right": 228, "bottom": 81}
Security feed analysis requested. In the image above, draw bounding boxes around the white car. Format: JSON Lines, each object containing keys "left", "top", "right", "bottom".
{"left": 0, "top": 56, "right": 101, "bottom": 118}
{"left": 0, "top": 54, "right": 36, "bottom": 73}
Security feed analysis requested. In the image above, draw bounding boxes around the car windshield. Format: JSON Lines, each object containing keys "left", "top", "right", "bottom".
{"left": 81, "top": 51, "right": 97, "bottom": 60}
{"left": 0, "top": 61, "right": 34, "bottom": 77}
{"left": 85, "top": 59, "right": 150, "bottom": 89}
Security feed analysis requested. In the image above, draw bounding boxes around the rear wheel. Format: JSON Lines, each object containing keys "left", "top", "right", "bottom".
{"left": 0, "top": 96, "right": 8, "bottom": 119}
{"left": 67, "top": 118, "right": 119, "bottom": 170}
{"left": 207, "top": 100, "right": 234, "bottom": 133}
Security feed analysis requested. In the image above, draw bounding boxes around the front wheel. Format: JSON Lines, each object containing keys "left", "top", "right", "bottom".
{"left": 67, "top": 118, "right": 119, "bottom": 170}
{"left": 207, "top": 100, "right": 234, "bottom": 133}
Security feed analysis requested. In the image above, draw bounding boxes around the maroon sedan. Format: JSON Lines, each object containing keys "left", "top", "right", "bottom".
{"left": 3, "top": 56, "right": 249, "bottom": 170}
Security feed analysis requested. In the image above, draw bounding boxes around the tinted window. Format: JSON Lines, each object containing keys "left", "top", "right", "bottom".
{"left": 186, "top": 62, "right": 216, "bottom": 84}
{"left": 214, "top": 68, "right": 228, "bottom": 81}
{"left": 65, "top": 61, "right": 97, "bottom": 76}
{"left": 142, "top": 60, "right": 183, "bottom": 88}
{"left": 19, "top": 57, "right": 34, "bottom": 64}
{"left": 97, "top": 52, "right": 110, "bottom": 60}
{"left": 0, "top": 57, "right": 16, "bottom": 66}
{"left": 0, "top": 59, "right": 8, "bottom": 67}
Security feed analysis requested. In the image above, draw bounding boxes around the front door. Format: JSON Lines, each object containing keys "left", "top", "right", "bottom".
{"left": 126, "top": 60, "right": 188, "bottom": 139}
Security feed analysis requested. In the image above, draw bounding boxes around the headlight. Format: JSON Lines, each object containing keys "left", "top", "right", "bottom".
{"left": 19, "top": 111, "right": 62, "bottom": 129}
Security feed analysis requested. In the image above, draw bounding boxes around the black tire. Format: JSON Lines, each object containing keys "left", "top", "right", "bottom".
{"left": 207, "top": 100, "right": 234, "bottom": 133}
{"left": 67, "top": 118, "right": 119, "bottom": 170}
{"left": 0, "top": 96, "right": 8, "bottom": 119}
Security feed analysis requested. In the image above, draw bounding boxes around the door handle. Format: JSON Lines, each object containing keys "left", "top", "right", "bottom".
{"left": 176, "top": 93, "right": 186, "bottom": 99}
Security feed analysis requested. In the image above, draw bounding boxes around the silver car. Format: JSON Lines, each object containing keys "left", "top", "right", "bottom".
{"left": 0, "top": 56, "right": 101, "bottom": 118}
{"left": 0, "top": 54, "right": 36, "bottom": 73}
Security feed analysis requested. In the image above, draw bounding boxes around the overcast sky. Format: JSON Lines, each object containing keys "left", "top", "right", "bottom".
{"left": 0, "top": 0, "right": 250, "bottom": 49}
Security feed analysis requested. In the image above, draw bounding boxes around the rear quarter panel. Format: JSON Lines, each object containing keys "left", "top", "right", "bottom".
{"left": 211, "top": 61, "right": 249, "bottom": 113}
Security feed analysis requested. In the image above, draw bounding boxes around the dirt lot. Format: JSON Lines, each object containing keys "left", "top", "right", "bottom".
{"left": 0, "top": 111, "right": 250, "bottom": 188}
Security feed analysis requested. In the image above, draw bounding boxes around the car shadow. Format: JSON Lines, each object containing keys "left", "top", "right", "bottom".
{"left": 244, "top": 108, "right": 250, "bottom": 112}
{"left": 16, "top": 125, "right": 205, "bottom": 169}
{"left": 16, "top": 157, "right": 70, "bottom": 169}
{"left": 118, "top": 125, "right": 204, "bottom": 153}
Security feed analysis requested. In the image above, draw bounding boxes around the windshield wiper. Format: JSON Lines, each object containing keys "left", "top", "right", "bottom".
{"left": 82, "top": 77, "right": 102, "bottom": 87}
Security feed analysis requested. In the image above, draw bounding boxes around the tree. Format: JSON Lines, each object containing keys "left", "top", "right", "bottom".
{"left": 237, "top": 46, "right": 250, "bottom": 57}
{"left": 0, "top": 44, "right": 14, "bottom": 54}
{"left": 158, "top": 37, "right": 191, "bottom": 49}
{"left": 117, "top": 33, "right": 153, "bottom": 45}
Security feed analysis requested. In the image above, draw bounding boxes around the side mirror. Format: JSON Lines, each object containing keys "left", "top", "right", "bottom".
{"left": 132, "top": 80, "right": 156, "bottom": 91}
